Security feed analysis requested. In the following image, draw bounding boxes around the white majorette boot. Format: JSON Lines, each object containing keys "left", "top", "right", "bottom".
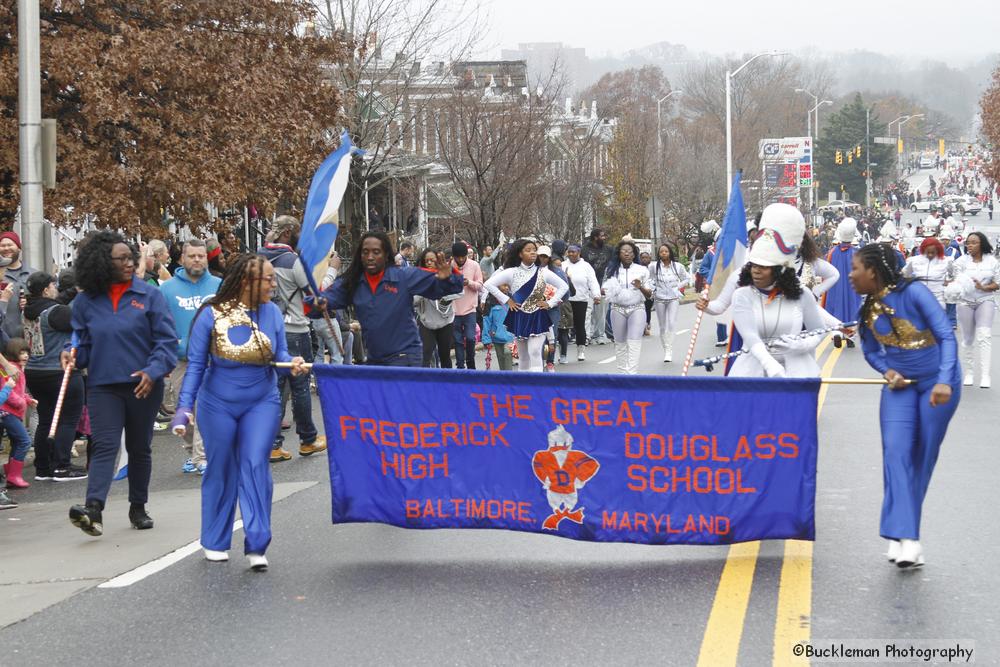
{"left": 661, "top": 330, "right": 673, "bottom": 363}
{"left": 895, "top": 539, "right": 924, "bottom": 569}
{"left": 614, "top": 343, "right": 628, "bottom": 375}
{"left": 627, "top": 340, "right": 643, "bottom": 375}
{"left": 977, "top": 327, "right": 992, "bottom": 388}
{"left": 577, "top": 344, "right": 586, "bottom": 361}
{"left": 886, "top": 540, "right": 901, "bottom": 563}
{"left": 962, "top": 340, "right": 975, "bottom": 386}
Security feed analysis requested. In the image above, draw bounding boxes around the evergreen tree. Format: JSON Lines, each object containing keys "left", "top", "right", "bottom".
{"left": 816, "top": 94, "right": 894, "bottom": 203}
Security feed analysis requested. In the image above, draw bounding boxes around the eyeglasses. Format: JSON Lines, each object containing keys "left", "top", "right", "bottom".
{"left": 259, "top": 275, "right": 277, "bottom": 284}
{"left": 110, "top": 254, "right": 135, "bottom": 265}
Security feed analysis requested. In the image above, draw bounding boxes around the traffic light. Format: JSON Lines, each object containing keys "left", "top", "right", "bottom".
{"left": 855, "top": 145, "right": 862, "bottom": 158}
{"left": 835, "top": 150, "right": 843, "bottom": 164}
{"left": 848, "top": 152, "right": 853, "bottom": 164}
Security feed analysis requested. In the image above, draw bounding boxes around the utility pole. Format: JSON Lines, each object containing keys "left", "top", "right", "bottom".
{"left": 865, "top": 108, "right": 871, "bottom": 208}
{"left": 18, "top": 0, "right": 47, "bottom": 269}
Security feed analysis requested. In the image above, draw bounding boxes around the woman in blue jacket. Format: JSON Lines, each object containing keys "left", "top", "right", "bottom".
{"left": 850, "top": 242, "right": 961, "bottom": 570}
{"left": 171, "top": 254, "right": 306, "bottom": 570}
{"left": 311, "top": 232, "right": 462, "bottom": 367}
{"left": 65, "top": 231, "right": 178, "bottom": 538}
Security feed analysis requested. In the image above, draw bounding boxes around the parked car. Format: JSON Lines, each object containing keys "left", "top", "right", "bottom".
{"left": 941, "top": 194, "right": 981, "bottom": 215}
{"left": 911, "top": 199, "right": 942, "bottom": 212}
{"left": 818, "top": 200, "right": 861, "bottom": 219}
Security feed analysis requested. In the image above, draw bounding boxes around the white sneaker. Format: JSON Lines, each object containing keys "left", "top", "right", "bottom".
{"left": 577, "top": 347, "right": 586, "bottom": 361}
{"left": 963, "top": 372, "right": 974, "bottom": 386}
{"left": 203, "top": 548, "right": 228, "bottom": 562}
{"left": 981, "top": 376, "right": 992, "bottom": 389}
{"left": 663, "top": 351, "right": 672, "bottom": 363}
{"left": 896, "top": 539, "right": 924, "bottom": 569}
{"left": 247, "top": 553, "right": 269, "bottom": 571}
{"left": 886, "top": 540, "right": 901, "bottom": 563}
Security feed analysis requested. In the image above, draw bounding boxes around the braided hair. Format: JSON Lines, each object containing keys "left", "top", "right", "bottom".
{"left": 857, "top": 243, "right": 908, "bottom": 334}
{"left": 342, "top": 232, "right": 395, "bottom": 297}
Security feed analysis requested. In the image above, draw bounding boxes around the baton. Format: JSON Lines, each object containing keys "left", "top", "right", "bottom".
{"left": 693, "top": 321, "right": 858, "bottom": 372}
{"left": 48, "top": 349, "right": 76, "bottom": 440}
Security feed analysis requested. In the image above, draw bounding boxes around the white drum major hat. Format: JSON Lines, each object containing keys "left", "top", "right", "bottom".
{"left": 700, "top": 219, "right": 720, "bottom": 236}
{"left": 747, "top": 203, "right": 804, "bottom": 268}
{"left": 835, "top": 217, "right": 858, "bottom": 243}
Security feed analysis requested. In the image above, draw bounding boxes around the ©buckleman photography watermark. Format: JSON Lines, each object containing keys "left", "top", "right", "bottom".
{"left": 790, "top": 639, "right": 975, "bottom": 663}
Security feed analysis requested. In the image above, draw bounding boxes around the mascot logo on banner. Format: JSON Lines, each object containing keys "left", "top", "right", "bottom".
{"left": 532, "top": 425, "right": 600, "bottom": 530}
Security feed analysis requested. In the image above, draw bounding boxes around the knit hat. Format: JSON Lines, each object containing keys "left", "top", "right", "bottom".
{"left": 835, "top": 218, "right": 858, "bottom": 243}
{"left": 206, "top": 238, "right": 222, "bottom": 261}
{"left": 450, "top": 242, "right": 468, "bottom": 257}
{"left": 57, "top": 269, "right": 76, "bottom": 293}
{"left": 747, "top": 203, "right": 804, "bottom": 269}
{"left": 26, "top": 271, "right": 56, "bottom": 297}
{"left": 0, "top": 231, "right": 21, "bottom": 248}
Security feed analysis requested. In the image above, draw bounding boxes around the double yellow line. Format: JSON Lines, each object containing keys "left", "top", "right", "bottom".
{"left": 696, "top": 337, "right": 844, "bottom": 666}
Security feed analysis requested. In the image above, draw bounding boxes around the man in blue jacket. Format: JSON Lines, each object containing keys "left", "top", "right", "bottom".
{"left": 311, "top": 232, "right": 462, "bottom": 366}
{"left": 159, "top": 239, "right": 221, "bottom": 474}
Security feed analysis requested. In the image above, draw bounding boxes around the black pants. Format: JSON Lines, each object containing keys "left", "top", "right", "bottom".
{"left": 26, "top": 369, "right": 85, "bottom": 473}
{"left": 570, "top": 301, "right": 589, "bottom": 346}
{"left": 420, "top": 323, "right": 453, "bottom": 368}
{"left": 558, "top": 329, "right": 570, "bottom": 357}
{"left": 84, "top": 381, "right": 163, "bottom": 509}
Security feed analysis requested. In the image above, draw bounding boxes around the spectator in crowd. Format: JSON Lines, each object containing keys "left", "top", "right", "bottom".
{"left": 0, "top": 231, "right": 36, "bottom": 339}
{"left": 66, "top": 231, "right": 178, "bottom": 538}
{"left": 581, "top": 229, "right": 613, "bottom": 345}
{"left": 258, "top": 216, "right": 326, "bottom": 462}
{"left": 23, "top": 271, "right": 86, "bottom": 482}
{"left": 160, "top": 239, "right": 222, "bottom": 474}
{"left": 450, "top": 242, "right": 484, "bottom": 369}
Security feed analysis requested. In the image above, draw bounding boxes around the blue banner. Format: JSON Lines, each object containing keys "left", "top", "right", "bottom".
{"left": 314, "top": 366, "right": 819, "bottom": 545}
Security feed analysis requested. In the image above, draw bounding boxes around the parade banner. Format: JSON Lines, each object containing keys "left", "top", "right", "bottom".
{"left": 314, "top": 366, "right": 819, "bottom": 545}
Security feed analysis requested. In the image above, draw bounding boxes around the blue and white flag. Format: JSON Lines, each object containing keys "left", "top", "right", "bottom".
{"left": 708, "top": 172, "right": 748, "bottom": 300}
{"left": 113, "top": 433, "right": 128, "bottom": 481}
{"left": 297, "top": 130, "right": 364, "bottom": 291}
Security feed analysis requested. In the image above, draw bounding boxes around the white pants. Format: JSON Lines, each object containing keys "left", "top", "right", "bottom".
{"left": 957, "top": 301, "right": 996, "bottom": 345}
{"left": 610, "top": 308, "right": 646, "bottom": 342}
{"left": 654, "top": 299, "right": 679, "bottom": 335}
{"left": 516, "top": 335, "right": 547, "bottom": 372}
{"left": 588, "top": 300, "right": 609, "bottom": 341}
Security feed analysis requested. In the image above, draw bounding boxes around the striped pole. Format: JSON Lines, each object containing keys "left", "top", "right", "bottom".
{"left": 681, "top": 287, "right": 710, "bottom": 376}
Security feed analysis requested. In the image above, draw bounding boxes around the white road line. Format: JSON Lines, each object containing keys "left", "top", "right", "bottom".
{"left": 98, "top": 520, "right": 244, "bottom": 589}
{"left": 599, "top": 355, "right": 617, "bottom": 364}
{"left": 676, "top": 329, "right": 690, "bottom": 335}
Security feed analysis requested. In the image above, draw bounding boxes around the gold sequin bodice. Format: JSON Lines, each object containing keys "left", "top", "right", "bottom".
{"left": 210, "top": 303, "right": 274, "bottom": 364}
{"left": 864, "top": 286, "right": 935, "bottom": 350}
{"left": 519, "top": 271, "right": 549, "bottom": 313}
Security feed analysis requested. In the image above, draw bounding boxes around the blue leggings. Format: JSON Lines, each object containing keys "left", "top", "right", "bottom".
{"left": 879, "top": 379, "right": 959, "bottom": 540}
{"left": 197, "top": 389, "right": 280, "bottom": 555}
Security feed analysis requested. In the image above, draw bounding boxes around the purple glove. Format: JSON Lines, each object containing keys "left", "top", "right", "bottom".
{"left": 170, "top": 410, "right": 192, "bottom": 436}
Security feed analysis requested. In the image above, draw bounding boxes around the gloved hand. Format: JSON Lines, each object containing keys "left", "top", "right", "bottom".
{"left": 750, "top": 342, "right": 785, "bottom": 378}
{"left": 770, "top": 333, "right": 823, "bottom": 354}
{"left": 170, "top": 411, "right": 193, "bottom": 437}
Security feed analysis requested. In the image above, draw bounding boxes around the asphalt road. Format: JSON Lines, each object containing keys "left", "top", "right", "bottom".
{"left": 2, "top": 286, "right": 995, "bottom": 666}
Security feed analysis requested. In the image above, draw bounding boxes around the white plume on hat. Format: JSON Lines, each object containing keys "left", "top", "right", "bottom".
{"left": 939, "top": 226, "right": 954, "bottom": 240}
{"left": 700, "top": 219, "right": 720, "bottom": 235}
{"left": 879, "top": 221, "right": 898, "bottom": 240}
{"left": 835, "top": 217, "right": 858, "bottom": 243}
{"left": 747, "top": 203, "right": 805, "bottom": 269}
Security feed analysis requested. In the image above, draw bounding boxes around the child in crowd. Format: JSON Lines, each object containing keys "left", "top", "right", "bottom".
{"left": 481, "top": 294, "right": 514, "bottom": 371}
{"left": 1, "top": 339, "right": 36, "bottom": 488}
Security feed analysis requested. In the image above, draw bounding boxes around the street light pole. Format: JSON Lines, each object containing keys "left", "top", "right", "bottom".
{"left": 897, "top": 114, "right": 924, "bottom": 178}
{"left": 726, "top": 51, "right": 788, "bottom": 200}
{"left": 656, "top": 90, "right": 683, "bottom": 160}
{"left": 807, "top": 100, "right": 832, "bottom": 212}
{"left": 794, "top": 88, "right": 817, "bottom": 137}
{"left": 18, "top": 0, "right": 46, "bottom": 270}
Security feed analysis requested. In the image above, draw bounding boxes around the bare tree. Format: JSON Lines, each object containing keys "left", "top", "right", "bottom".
{"left": 310, "top": 0, "right": 484, "bottom": 248}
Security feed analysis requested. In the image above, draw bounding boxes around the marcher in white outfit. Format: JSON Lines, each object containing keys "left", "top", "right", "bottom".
{"left": 902, "top": 237, "right": 952, "bottom": 307}
{"left": 564, "top": 246, "right": 601, "bottom": 361}
{"left": 649, "top": 243, "right": 689, "bottom": 362}
{"left": 729, "top": 204, "right": 840, "bottom": 378}
{"left": 795, "top": 233, "right": 839, "bottom": 300}
{"left": 952, "top": 231, "right": 999, "bottom": 388}
{"left": 601, "top": 240, "right": 652, "bottom": 375}
{"left": 484, "top": 239, "right": 569, "bottom": 373}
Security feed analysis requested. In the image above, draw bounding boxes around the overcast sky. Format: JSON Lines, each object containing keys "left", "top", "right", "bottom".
{"left": 479, "top": 0, "right": 996, "bottom": 63}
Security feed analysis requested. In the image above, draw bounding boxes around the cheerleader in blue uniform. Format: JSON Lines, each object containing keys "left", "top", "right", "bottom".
{"left": 171, "top": 255, "right": 307, "bottom": 571}
{"left": 849, "top": 243, "right": 961, "bottom": 569}
{"left": 485, "top": 239, "right": 568, "bottom": 372}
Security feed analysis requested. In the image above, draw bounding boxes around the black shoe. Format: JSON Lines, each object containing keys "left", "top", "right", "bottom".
{"left": 34, "top": 470, "right": 54, "bottom": 481}
{"left": 129, "top": 504, "right": 154, "bottom": 530}
{"left": 69, "top": 502, "right": 103, "bottom": 536}
{"left": 53, "top": 466, "right": 88, "bottom": 482}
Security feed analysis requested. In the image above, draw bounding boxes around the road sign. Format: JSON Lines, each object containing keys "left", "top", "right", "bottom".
{"left": 874, "top": 136, "right": 894, "bottom": 145}
{"left": 759, "top": 136, "right": 812, "bottom": 160}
